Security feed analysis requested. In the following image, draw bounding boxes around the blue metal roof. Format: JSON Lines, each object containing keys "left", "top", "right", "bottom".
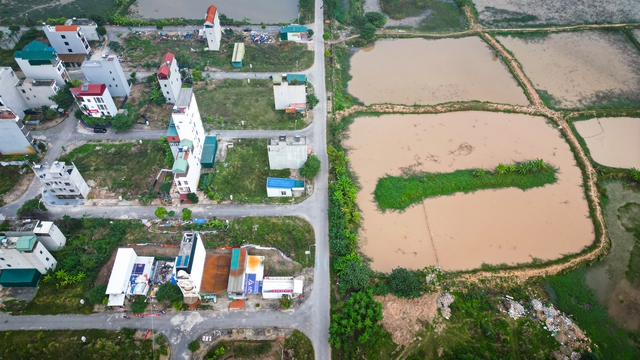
{"left": 286, "top": 74, "right": 307, "bottom": 83}
{"left": 281, "top": 25, "right": 308, "bottom": 33}
{"left": 267, "top": 177, "right": 296, "bottom": 189}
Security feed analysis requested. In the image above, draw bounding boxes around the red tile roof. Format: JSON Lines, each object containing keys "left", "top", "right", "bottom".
{"left": 55, "top": 25, "right": 78, "bottom": 32}
{"left": 205, "top": 5, "right": 217, "bottom": 24}
{"left": 157, "top": 65, "right": 170, "bottom": 78}
{"left": 70, "top": 83, "right": 106, "bottom": 97}
{"left": 161, "top": 52, "right": 174, "bottom": 65}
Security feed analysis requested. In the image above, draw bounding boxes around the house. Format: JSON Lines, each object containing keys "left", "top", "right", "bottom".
{"left": 227, "top": 247, "right": 265, "bottom": 299}
{"left": 64, "top": 18, "right": 100, "bottom": 41}
{"left": 105, "top": 248, "right": 155, "bottom": 307}
{"left": 203, "top": 5, "right": 222, "bottom": 51}
{"left": 272, "top": 74, "right": 306, "bottom": 111}
{"left": 0, "top": 235, "right": 57, "bottom": 275}
{"left": 32, "top": 161, "right": 91, "bottom": 200}
{"left": 199, "top": 253, "right": 231, "bottom": 297}
{"left": 170, "top": 88, "right": 205, "bottom": 197}
{"left": 231, "top": 43, "right": 245, "bottom": 68}
{"left": 0, "top": 67, "right": 28, "bottom": 118}
{"left": 81, "top": 56, "right": 131, "bottom": 97}
{"left": 267, "top": 135, "right": 308, "bottom": 170}
{"left": 280, "top": 25, "right": 308, "bottom": 41}
{"left": 0, "top": 108, "right": 35, "bottom": 155}
{"left": 43, "top": 24, "right": 90, "bottom": 57}
{"left": 262, "top": 276, "right": 304, "bottom": 299}
{"left": 70, "top": 83, "right": 118, "bottom": 118}
{"left": 1, "top": 220, "right": 67, "bottom": 251}
{"left": 172, "top": 232, "right": 207, "bottom": 304}
{"left": 14, "top": 41, "right": 70, "bottom": 87}
{"left": 15, "top": 78, "right": 59, "bottom": 109}
{"left": 266, "top": 177, "right": 305, "bottom": 197}
{"left": 157, "top": 52, "right": 182, "bottom": 103}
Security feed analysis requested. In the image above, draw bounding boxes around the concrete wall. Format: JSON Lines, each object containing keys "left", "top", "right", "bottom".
{"left": 0, "top": 68, "right": 27, "bottom": 117}
{"left": 44, "top": 26, "right": 90, "bottom": 55}
{"left": 267, "top": 187, "right": 292, "bottom": 197}
{"left": 0, "top": 242, "right": 56, "bottom": 274}
{"left": 16, "top": 80, "right": 58, "bottom": 108}
{"left": 82, "top": 58, "right": 131, "bottom": 97}
{"left": 15, "top": 58, "right": 68, "bottom": 87}
{"left": 273, "top": 82, "right": 306, "bottom": 110}
{"left": 0, "top": 118, "right": 35, "bottom": 155}
{"left": 268, "top": 144, "right": 307, "bottom": 170}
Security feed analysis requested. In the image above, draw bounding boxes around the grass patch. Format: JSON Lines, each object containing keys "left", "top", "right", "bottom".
{"left": 619, "top": 202, "right": 640, "bottom": 284}
{"left": 284, "top": 330, "right": 315, "bottom": 359}
{"left": 58, "top": 140, "right": 165, "bottom": 199}
{"left": 381, "top": 0, "right": 428, "bottom": 20}
{"left": 194, "top": 80, "right": 302, "bottom": 130}
{"left": 0, "top": 329, "right": 165, "bottom": 359}
{"left": 0, "top": 165, "right": 22, "bottom": 197}
{"left": 547, "top": 270, "right": 640, "bottom": 359}
{"left": 203, "top": 216, "right": 315, "bottom": 267}
{"left": 417, "top": 0, "right": 466, "bottom": 31}
{"left": 374, "top": 160, "right": 557, "bottom": 211}
{"left": 206, "top": 335, "right": 314, "bottom": 360}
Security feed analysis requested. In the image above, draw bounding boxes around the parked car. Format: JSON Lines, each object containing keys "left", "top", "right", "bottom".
{"left": 242, "top": 27, "right": 251, "bottom": 32}
{"left": 93, "top": 125, "right": 107, "bottom": 133}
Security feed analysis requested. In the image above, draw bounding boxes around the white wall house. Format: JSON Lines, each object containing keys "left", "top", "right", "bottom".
{"left": 171, "top": 88, "right": 205, "bottom": 196}
{"left": 157, "top": 52, "right": 182, "bottom": 104}
{"left": 0, "top": 235, "right": 57, "bottom": 274}
{"left": 82, "top": 56, "right": 130, "bottom": 97}
{"left": 43, "top": 24, "right": 90, "bottom": 56}
{"left": 273, "top": 74, "right": 307, "bottom": 110}
{"left": 16, "top": 78, "right": 58, "bottom": 109}
{"left": 0, "top": 67, "right": 28, "bottom": 118}
{"left": 33, "top": 161, "right": 90, "bottom": 199}
{"left": 0, "top": 108, "right": 34, "bottom": 155}
{"left": 203, "top": 5, "right": 222, "bottom": 51}
{"left": 262, "top": 276, "right": 304, "bottom": 299}
{"left": 173, "top": 232, "right": 206, "bottom": 304}
{"left": 1, "top": 220, "right": 67, "bottom": 251}
{"left": 70, "top": 83, "right": 118, "bottom": 118}
{"left": 268, "top": 135, "right": 308, "bottom": 169}
{"left": 105, "top": 248, "right": 154, "bottom": 307}
{"left": 266, "top": 177, "right": 305, "bottom": 197}
{"left": 15, "top": 41, "right": 70, "bottom": 87}
{"left": 65, "top": 18, "right": 100, "bottom": 41}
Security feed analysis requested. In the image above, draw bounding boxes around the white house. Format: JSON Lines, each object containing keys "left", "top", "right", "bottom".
{"left": 0, "top": 235, "right": 57, "bottom": 274}
{"left": 268, "top": 135, "right": 308, "bottom": 170}
{"left": 33, "top": 161, "right": 91, "bottom": 200}
{"left": 1, "top": 220, "right": 67, "bottom": 251}
{"left": 105, "top": 248, "right": 155, "bottom": 307}
{"left": 203, "top": 5, "right": 222, "bottom": 51}
{"left": 43, "top": 24, "right": 90, "bottom": 56}
{"left": 64, "top": 18, "right": 100, "bottom": 41}
{"left": 172, "top": 232, "right": 206, "bottom": 304}
{"left": 157, "top": 52, "right": 182, "bottom": 104}
{"left": 0, "top": 67, "right": 28, "bottom": 118}
{"left": 81, "top": 56, "right": 130, "bottom": 97}
{"left": 0, "top": 108, "right": 35, "bottom": 156}
{"left": 262, "top": 276, "right": 304, "bottom": 299}
{"left": 273, "top": 74, "right": 307, "bottom": 110}
{"left": 14, "top": 41, "right": 70, "bottom": 87}
{"left": 171, "top": 88, "right": 205, "bottom": 196}
{"left": 15, "top": 78, "right": 59, "bottom": 109}
{"left": 266, "top": 177, "right": 305, "bottom": 197}
{"left": 70, "top": 83, "right": 118, "bottom": 118}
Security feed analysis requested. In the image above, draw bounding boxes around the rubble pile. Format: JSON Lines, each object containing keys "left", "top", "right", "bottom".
{"left": 250, "top": 32, "right": 274, "bottom": 44}
{"left": 505, "top": 298, "right": 526, "bottom": 320}
{"left": 437, "top": 292, "right": 455, "bottom": 320}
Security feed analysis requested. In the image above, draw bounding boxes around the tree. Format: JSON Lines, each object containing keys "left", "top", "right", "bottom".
{"left": 187, "top": 192, "right": 199, "bottom": 203}
{"left": 70, "top": 78, "right": 83, "bottom": 88}
{"left": 365, "top": 12, "right": 387, "bottom": 27}
{"left": 150, "top": 86, "right": 166, "bottom": 105}
{"left": 74, "top": 108, "right": 84, "bottom": 119}
{"left": 87, "top": 284, "right": 108, "bottom": 304}
{"left": 89, "top": 14, "right": 106, "bottom": 26}
{"left": 110, "top": 113, "right": 133, "bottom": 131}
{"left": 339, "top": 259, "right": 370, "bottom": 293}
{"left": 155, "top": 206, "right": 168, "bottom": 219}
{"left": 130, "top": 71, "right": 137, "bottom": 84}
{"left": 299, "top": 155, "right": 321, "bottom": 179}
{"left": 49, "top": 83, "right": 75, "bottom": 109}
{"left": 182, "top": 208, "right": 192, "bottom": 221}
{"left": 168, "top": 210, "right": 175, "bottom": 217}
{"left": 17, "top": 198, "right": 47, "bottom": 217}
{"left": 155, "top": 282, "right": 184, "bottom": 303}
{"left": 224, "top": 28, "right": 234, "bottom": 37}
{"left": 192, "top": 69, "right": 203, "bottom": 82}
{"left": 308, "top": 29, "right": 314, "bottom": 37}
{"left": 306, "top": 93, "right": 319, "bottom": 109}
{"left": 188, "top": 340, "right": 201, "bottom": 352}
{"left": 131, "top": 296, "right": 147, "bottom": 313}
{"left": 388, "top": 267, "right": 422, "bottom": 298}
{"left": 156, "top": 23, "right": 164, "bottom": 30}
{"left": 8, "top": 25, "right": 20, "bottom": 33}
{"left": 108, "top": 41, "right": 122, "bottom": 53}
{"left": 41, "top": 105, "right": 57, "bottom": 120}
{"left": 96, "top": 26, "right": 107, "bottom": 37}
{"left": 280, "top": 294, "right": 293, "bottom": 309}
{"left": 160, "top": 181, "right": 172, "bottom": 193}
{"left": 261, "top": 22, "right": 266, "bottom": 29}
{"left": 323, "top": 32, "right": 330, "bottom": 40}
{"left": 360, "top": 23, "right": 376, "bottom": 40}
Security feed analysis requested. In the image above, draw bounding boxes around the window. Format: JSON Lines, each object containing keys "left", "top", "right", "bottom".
{"left": 61, "top": 35, "right": 66, "bottom": 39}
{"left": 0, "top": 257, "right": 4, "bottom": 260}
{"left": 166, "top": 91, "right": 170, "bottom": 95}
{"left": 96, "top": 97, "right": 103, "bottom": 103}
{"left": 68, "top": 49, "right": 73, "bottom": 53}
{"left": 21, "top": 89, "right": 25, "bottom": 94}
{"left": 26, "top": 97, "right": 30, "bottom": 100}
{"left": 115, "top": 84, "right": 118, "bottom": 87}
{"left": 86, "top": 98, "right": 91, "bottom": 102}
{"left": 109, "top": 71, "right": 112, "bottom": 74}
{"left": 40, "top": 250, "right": 43, "bottom": 254}
{"left": 164, "top": 84, "right": 167, "bottom": 87}
{"left": 6, "top": 264, "right": 10, "bottom": 267}
{"left": 64, "top": 182, "right": 71, "bottom": 186}
{"left": 112, "top": 78, "right": 115, "bottom": 81}
{"left": 69, "top": 190, "right": 75, "bottom": 193}
{"left": 281, "top": 191, "right": 287, "bottom": 196}
{"left": 33, "top": 95, "right": 36, "bottom": 98}
{"left": 51, "top": 190, "right": 55, "bottom": 193}
{"left": 46, "top": 257, "right": 50, "bottom": 261}
{"left": 109, "top": 84, "right": 112, "bottom": 87}
{"left": 64, "top": 41, "right": 69, "bottom": 46}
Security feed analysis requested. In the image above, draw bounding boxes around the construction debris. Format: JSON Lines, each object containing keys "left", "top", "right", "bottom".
{"left": 437, "top": 292, "right": 455, "bottom": 320}
{"left": 505, "top": 297, "right": 526, "bottom": 319}
{"left": 375, "top": 293, "right": 440, "bottom": 347}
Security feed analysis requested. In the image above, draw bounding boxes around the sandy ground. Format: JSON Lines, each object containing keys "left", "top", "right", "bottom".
{"left": 573, "top": 117, "right": 640, "bottom": 169}
{"left": 376, "top": 293, "right": 441, "bottom": 347}
{"left": 473, "top": 0, "right": 640, "bottom": 27}
{"left": 347, "top": 37, "right": 529, "bottom": 106}
{"left": 344, "top": 112, "right": 593, "bottom": 272}
{"left": 497, "top": 31, "right": 640, "bottom": 108}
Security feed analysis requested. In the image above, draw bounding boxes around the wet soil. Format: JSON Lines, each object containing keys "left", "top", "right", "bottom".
{"left": 573, "top": 117, "right": 640, "bottom": 169}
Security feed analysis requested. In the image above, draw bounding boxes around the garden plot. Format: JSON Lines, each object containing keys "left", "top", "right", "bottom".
{"left": 574, "top": 117, "right": 640, "bottom": 169}
{"left": 498, "top": 31, "right": 640, "bottom": 109}
{"left": 473, "top": 0, "right": 640, "bottom": 27}
{"left": 343, "top": 112, "right": 593, "bottom": 272}
{"left": 347, "top": 37, "right": 528, "bottom": 106}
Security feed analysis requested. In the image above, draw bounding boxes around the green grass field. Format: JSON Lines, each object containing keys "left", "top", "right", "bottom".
{"left": 195, "top": 80, "right": 302, "bottom": 130}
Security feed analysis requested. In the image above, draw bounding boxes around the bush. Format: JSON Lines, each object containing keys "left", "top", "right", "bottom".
{"left": 388, "top": 267, "right": 422, "bottom": 298}
{"left": 280, "top": 294, "right": 293, "bottom": 309}
{"left": 96, "top": 26, "right": 107, "bottom": 37}
{"left": 192, "top": 70, "right": 203, "bottom": 82}
{"left": 49, "top": 83, "right": 75, "bottom": 109}
{"left": 365, "top": 12, "right": 387, "bottom": 27}
{"left": 86, "top": 284, "right": 108, "bottom": 304}
{"left": 155, "top": 207, "right": 168, "bottom": 219}
{"left": 172, "top": 300, "right": 183, "bottom": 311}
{"left": 17, "top": 198, "right": 47, "bottom": 217}
{"left": 156, "top": 282, "right": 183, "bottom": 303}
{"left": 308, "top": 29, "right": 314, "bottom": 37}
{"left": 167, "top": 210, "right": 175, "bottom": 217}
{"left": 110, "top": 113, "right": 133, "bottom": 131}
{"left": 160, "top": 181, "right": 172, "bottom": 193}
{"left": 187, "top": 192, "right": 199, "bottom": 203}
{"left": 323, "top": 32, "right": 330, "bottom": 40}
{"left": 188, "top": 340, "right": 201, "bottom": 352}
{"left": 74, "top": 109, "right": 84, "bottom": 119}
{"left": 130, "top": 296, "right": 147, "bottom": 313}
{"left": 339, "top": 259, "right": 370, "bottom": 293}
{"left": 307, "top": 93, "right": 319, "bottom": 109}
{"left": 360, "top": 23, "right": 377, "bottom": 40}
{"left": 299, "top": 155, "right": 321, "bottom": 179}
{"left": 42, "top": 105, "right": 58, "bottom": 120}
{"left": 182, "top": 208, "right": 192, "bottom": 221}
{"left": 156, "top": 23, "right": 164, "bottom": 30}
{"left": 37, "top": 142, "right": 47, "bottom": 151}
{"left": 108, "top": 41, "right": 122, "bottom": 53}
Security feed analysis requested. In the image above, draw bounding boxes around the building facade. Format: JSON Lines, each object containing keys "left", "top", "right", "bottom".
{"left": 64, "top": 18, "right": 100, "bottom": 41}
{"left": 172, "top": 232, "right": 206, "bottom": 304}
{"left": 33, "top": 161, "right": 90, "bottom": 199}
{"left": 273, "top": 74, "right": 307, "bottom": 110}
{"left": 16, "top": 78, "right": 58, "bottom": 108}
{"left": 43, "top": 24, "right": 91, "bottom": 56}
{"left": 81, "top": 56, "right": 131, "bottom": 97}
{"left": 171, "top": 88, "right": 205, "bottom": 195}
{"left": 280, "top": 25, "right": 308, "bottom": 41}
{"left": 0, "top": 235, "right": 57, "bottom": 274}
{"left": 1, "top": 220, "right": 67, "bottom": 251}
{"left": 0, "top": 67, "right": 28, "bottom": 117}
{"left": 203, "top": 5, "right": 222, "bottom": 51}
{"left": 70, "top": 83, "right": 118, "bottom": 118}
{"left": 0, "top": 108, "right": 34, "bottom": 155}
{"left": 15, "top": 41, "right": 70, "bottom": 87}
{"left": 157, "top": 52, "right": 182, "bottom": 104}
{"left": 267, "top": 135, "right": 308, "bottom": 169}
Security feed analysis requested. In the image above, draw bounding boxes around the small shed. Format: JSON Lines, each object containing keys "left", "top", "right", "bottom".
{"left": 280, "top": 25, "right": 308, "bottom": 41}
{"left": 266, "top": 177, "right": 305, "bottom": 197}
{"left": 231, "top": 43, "right": 245, "bottom": 68}
{"left": 0, "top": 269, "right": 41, "bottom": 287}
{"left": 201, "top": 136, "right": 218, "bottom": 168}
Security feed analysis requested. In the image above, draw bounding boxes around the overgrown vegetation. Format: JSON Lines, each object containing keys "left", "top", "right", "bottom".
{"left": 0, "top": 166, "right": 22, "bottom": 197}
{"left": 618, "top": 202, "right": 640, "bottom": 283}
{"left": 374, "top": 159, "right": 557, "bottom": 211}
{"left": 381, "top": 0, "right": 429, "bottom": 19}
{"left": 299, "top": 155, "right": 321, "bottom": 179}
{"left": 16, "top": 198, "right": 47, "bottom": 217}
{"left": 299, "top": 0, "right": 315, "bottom": 23}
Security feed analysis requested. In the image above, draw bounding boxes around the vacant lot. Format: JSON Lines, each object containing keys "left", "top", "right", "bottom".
{"left": 0, "top": 0, "right": 119, "bottom": 26}
{"left": 0, "top": 165, "right": 22, "bottom": 197}
{"left": 573, "top": 117, "right": 640, "bottom": 169}
{"left": 58, "top": 141, "right": 165, "bottom": 198}
{"left": 195, "top": 80, "right": 303, "bottom": 130}
{"left": 201, "top": 330, "right": 313, "bottom": 360}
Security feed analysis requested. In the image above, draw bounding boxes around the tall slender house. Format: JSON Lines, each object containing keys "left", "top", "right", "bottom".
{"left": 157, "top": 52, "right": 182, "bottom": 104}
{"left": 203, "top": 5, "right": 222, "bottom": 51}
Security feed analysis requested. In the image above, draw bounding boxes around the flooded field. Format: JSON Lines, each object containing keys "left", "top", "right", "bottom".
{"left": 497, "top": 31, "right": 640, "bottom": 109}
{"left": 347, "top": 38, "right": 528, "bottom": 106}
{"left": 344, "top": 112, "right": 593, "bottom": 272}
{"left": 574, "top": 117, "right": 640, "bottom": 169}
{"left": 134, "top": 0, "right": 298, "bottom": 23}
{"left": 473, "top": 0, "right": 640, "bottom": 27}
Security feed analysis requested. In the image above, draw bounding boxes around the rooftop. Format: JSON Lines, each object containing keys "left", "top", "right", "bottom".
{"left": 199, "top": 253, "right": 231, "bottom": 294}
{"left": 281, "top": 24, "right": 308, "bottom": 33}
{"left": 205, "top": 5, "right": 218, "bottom": 24}
{"left": 16, "top": 236, "right": 37, "bottom": 251}
{"left": 267, "top": 177, "right": 304, "bottom": 189}
{"left": 17, "top": 78, "right": 55, "bottom": 87}
{"left": 269, "top": 135, "right": 306, "bottom": 146}
{"left": 53, "top": 25, "right": 79, "bottom": 32}
{"left": 15, "top": 41, "right": 57, "bottom": 61}
{"left": 70, "top": 83, "right": 106, "bottom": 97}
{"left": 0, "top": 108, "right": 19, "bottom": 120}
{"left": 286, "top": 74, "right": 307, "bottom": 83}
{"left": 175, "top": 232, "right": 196, "bottom": 270}
{"left": 65, "top": 18, "right": 96, "bottom": 26}
{"left": 157, "top": 52, "right": 174, "bottom": 78}
{"left": 176, "top": 88, "right": 193, "bottom": 108}
{"left": 33, "top": 161, "right": 75, "bottom": 179}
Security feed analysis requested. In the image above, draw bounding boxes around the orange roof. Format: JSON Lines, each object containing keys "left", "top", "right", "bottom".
{"left": 205, "top": 5, "right": 217, "bottom": 23}
{"left": 55, "top": 25, "right": 78, "bottom": 32}
{"left": 229, "top": 299, "right": 245, "bottom": 309}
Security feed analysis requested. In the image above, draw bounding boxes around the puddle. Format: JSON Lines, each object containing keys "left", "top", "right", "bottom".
{"left": 134, "top": 0, "right": 298, "bottom": 23}
{"left": 584, "top": 182, "right": 640, "bottom": 330}
{"left": 347, "top": 38, "right": 529, "bottom": 106}
{"left": 497, "top": 31, "right": 640, "bottom": 108}
{"left": 344, "top": 112, "right": 593, "bottom": 272}
{"left": 573, "top": 117, "right": 640, "bottom": 169}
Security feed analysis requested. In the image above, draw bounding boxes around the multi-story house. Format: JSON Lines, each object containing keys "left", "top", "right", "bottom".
{"left": 273, "top": 74, "right": 307, "bottom": 110}
{"left": 1, "top": 220, "right": 67, "bottom": 251}
{"left": 0, "top": 108, "right": 34, "bottom": 156}
{"left": 15, "top": 78, "right": 59, "bottom": 109}
{"left": 171, "top": 88, "right": 205, "bottom": 197}
{"left": 14, "top": 40, "right": 70, "bottom": 87}
{"left": 43, "top": 24, "right": 90, "bottom": 56}
{"left": 203, "top": 5, "right": 222, "bottom": 51}
{"left": 70, "top": 83, "right": 118, "bottom": 118}
{"left": 33, "top": 161, "right": 90, "bottom": 200}
{"left": 0, "top": 67, "right": 28, "bottom": 117}
{"left": 0, "top": 235, "right": 57, "bottom": 274}
{"left": 81, "top": 56, "right": 131, "bottom": 97}
{"left": 157, "top": 52, "right": 182, "bottom": 103}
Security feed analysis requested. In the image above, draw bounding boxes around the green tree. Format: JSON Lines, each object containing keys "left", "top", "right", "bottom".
{"left": 187, "top": 192, "right": 199, "bottom": 203}
{"left": 299, "top": 155, "right": 321, "bottom": 179}
{"left": 182, "top": 208, "right": 193, "bottom": 221}
{"left": 156, "top": 23, "right": 164, "bottom": 30}
{"left": 110, "top": 113, "right": 133, "bottom": 131}
{"left": 130, "top": 71, "right": 137, "bottom": 84}
{"left": 360, "top": 23, "right": 376, "bottom": 40}
{"left": 308, "top": 29, "right": 314, "bottom": 37}
{"left": 155, "top": 206, "right": 168, "bottom": 219}
{"left": 306, "top": 93, "right": 319, "bottom": 109}
{"left": 168, "top": 210, "right": 175, "bottom": 217}
{"left": 192, "top": 70, "right": 203, "bottom": 82}
{"left": 17, "top": 198, "right": 47, "bottom": 217}
{"left": 323, "top": 32, "right": 330, "bottom": 40}
{"left": 280, "top": 294, "right": 293, "bottom": 309}
{"left": 8, "top": 25, "right": 20, "bottom": 33}
{"left": 388, "top": 267, "right": 422, "bottom": 298}
{"left": 41, "top": 105, "right": 58, "bottom": 120}
{"left": 261, "top": 22, "right": 266, "bottom": 29}
{"left": 339, "top": 259, "right": 370, "bottom": 293}
{"left": 49, "top": 83, "right": 75, "bottom": 109}
{"left": 74, "top": 108, "right": 84, "bottom": 119}
{"left": 108, "top": 41, "right": 122, "bottom": 53}
{"left": 131, "top": 296, "right": 147, "bottom": 313}
{"left": 86, "top": 284, "right": 108, "bottom": 304}
{"left": 150, "top": 86, "right": 166, "bottom": 105}
{"left": 96, "top": 26, "right": 107, "bottom": 37}
{"left": 155, "top": 282, "right": 184, "bottom": 303}
{"left": 365, "top": 12, "right": 387, "bottom": 27}
{"left": 160, "top": 181, "right": 172, "bottom": 193}
{"left": 70, "top": 78, "right": 83, "bottom": 88}
{"left": 188, "top": 340, "right": 201, "bottom": 352}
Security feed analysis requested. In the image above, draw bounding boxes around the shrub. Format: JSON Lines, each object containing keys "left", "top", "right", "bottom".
{"left": 192, "top": 70, "right": 203, "bottom": 82}
{"left": 172, "top": 300, "right": 183, "bottom": 311}
{"left": 74, "top": 109, "right": 84, "bottom": 119}
{"left": 167, "top": 210, "right": 175, "bottom": 217}
{"left": 86, "top": 284, "right": 108, "bottom": 304}
{"left": 365, "top": 12, "right": 387, "bottom": 27}
{"left": 156, "top": 282, "right": 184, "bottom": 303}
{"left": 49, "top": 83, "right": 75, "bottom": 109}
{"left": 299, "top": 155, "right": 321, "bottom": 179}
{"left": 188, "top": 340, "right": 201, "bottom": 352}
{"left": 308, "top": 29, "right": 314, "bottom": 37}
{"left": 17, "top": 198, "right": 47, "bottom": 217}
{"left": 339, "top": 259, "right": 370, "bottom": 293}
{"left": 307, "top": 93, "right": 319, "bottom": 109}
{"left": 182, "top": 208, "right": 192, "bottom": 221}
{"left": 388, "top": 267, "right": 422, "bottom": 298}
{"left": 96, "top": 26, "right": 107, "bottom": 37}
{"left": 187, "top": 192, "right": 199, "bottom": 203}
{"left": 360, "top": 23, "right": 377, "bottom": 40}
{"left": 130, "top": 296, "right": 147, "bottom": 313}
{"left": 110, "top": 113, "right": 133, "bottom": 131}
{"left": 37, "top": 142, "right": 46, "bottom": 151}
{"left": 155, "top": 207, "right": 168, "bottom": 219}
{"left": 323, "top": 32, "right": 330, "bottom": 40}
{"left": 280, "top": 294, "right": 293, "bottom": 309}
{"left": 160, "top": 181, "right": 172, "bottom": 193}
{"left": 156, "top": 23, "right": 164, "bottom": 30}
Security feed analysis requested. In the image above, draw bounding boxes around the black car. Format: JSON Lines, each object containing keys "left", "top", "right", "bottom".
{"left": 242, "top": 27, "right": 251, "bottom": 32}
{"left": 93, "top": 125, "right": 107, "bottom": 133}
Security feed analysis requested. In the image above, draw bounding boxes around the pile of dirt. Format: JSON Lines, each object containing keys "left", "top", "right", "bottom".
{"left": 375, "top": 292, "right": 440, "bottom": 347}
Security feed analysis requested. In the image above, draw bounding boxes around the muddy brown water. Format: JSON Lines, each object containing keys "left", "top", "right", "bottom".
{"left": 134, "top": 0, "right": 298, "bottom": 23}
{"left": 573, "top": 117, "right": 640, "bottom": 169}
{"left": 344, "top": 112, "right": 593, "bottom": 272}
{"left": 347, "top": 38, "right": 529, "bottom": 106}
{"left": 497, "top": 31, "right": 640, "bottom": 109}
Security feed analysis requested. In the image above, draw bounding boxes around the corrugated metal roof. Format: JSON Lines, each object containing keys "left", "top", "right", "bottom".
{"left": 286, "top": 74, "right": 307, "bottom": 83}
{"left": 267, "top": 177, "right": 297, "bottom": 189}
{"left": 16, "top": 236, "right": 37, "bottom": 251}
{"left": 0, "top": 269, "right": 40, "bottom": 287}
{"left": 228, "top": 247, "right": 247, "bottom": 294}
{"left": 232, "top": 43, "right": 245, "bottom": 63}
{"left": 172, "top": 158, "right": 188, "bottom": 174}
{"left": 281, "top": 25, "right": 308, "bottom": 33}
{"left": 166, "top": 123, "right": 179, "bottom": 137}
